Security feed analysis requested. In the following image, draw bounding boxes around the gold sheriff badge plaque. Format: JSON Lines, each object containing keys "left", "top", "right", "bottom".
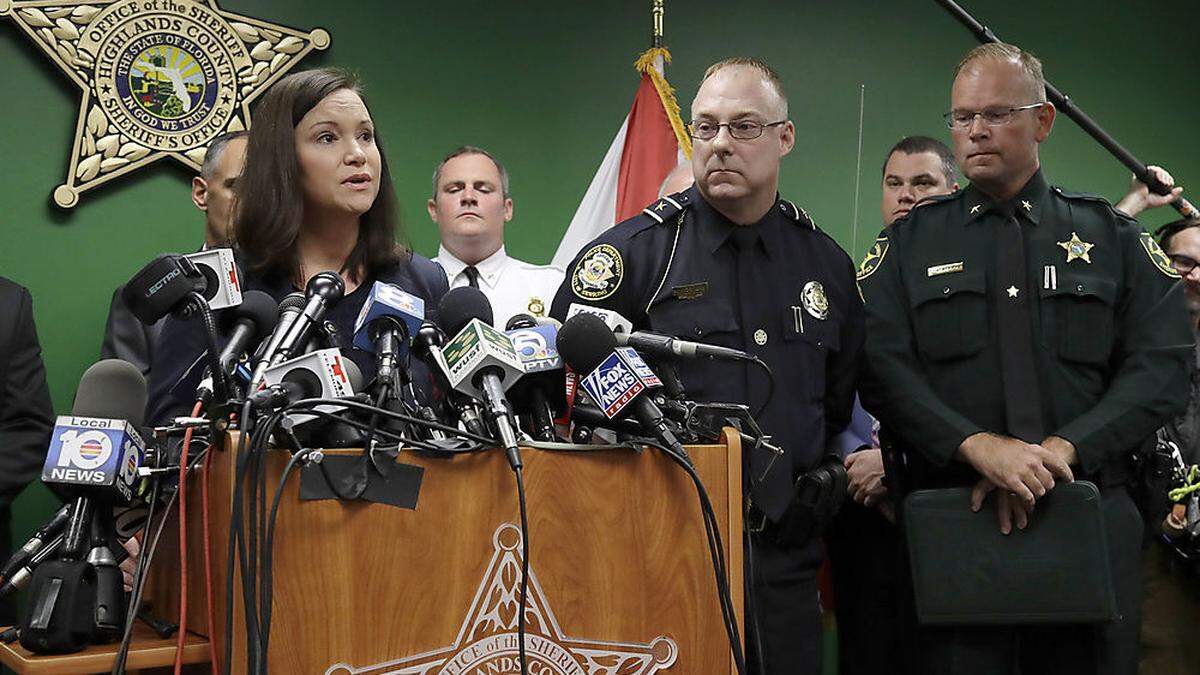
{"left": 326, "top": 524, "right": 679, "bottom": 675}
{"left": 0, "top": 0, "right": 329, "bottom": 207}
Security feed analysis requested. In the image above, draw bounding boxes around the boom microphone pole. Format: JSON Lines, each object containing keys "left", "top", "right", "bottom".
{"left": 934, "top": 0, "right": 1199, "bottom": 220}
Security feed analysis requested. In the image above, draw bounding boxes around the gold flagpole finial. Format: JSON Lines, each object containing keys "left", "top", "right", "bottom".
{"left": 652, "top": 0, "right": 664, "bottom": 47}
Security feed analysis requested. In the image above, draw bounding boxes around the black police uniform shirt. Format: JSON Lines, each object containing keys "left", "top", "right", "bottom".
{"left": 145, "top": 252, "right": 448, "bottom": 426}
{"left": 550, "top": 186, "right": 864, "bottom": 522}
{"left": 857, "top": 170, "right": 1191, "bottom": 488}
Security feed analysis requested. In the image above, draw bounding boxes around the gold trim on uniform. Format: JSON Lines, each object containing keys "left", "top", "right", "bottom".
{"left": 856, "top": 235, "right": 889, "bottom": 281}
{"left": 1139, "top": 232, "right": 1180, "bottom": 278}
{"left": 571, "top": 243, "right": 625, "bottom": 300}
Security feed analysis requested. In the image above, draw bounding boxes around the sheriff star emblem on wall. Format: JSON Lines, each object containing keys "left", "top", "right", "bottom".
{"left": 1, "top": 0, "right": 329, "bottom": 208}
{"left": 325, "top": 523, "right": 679, "bottom": 675}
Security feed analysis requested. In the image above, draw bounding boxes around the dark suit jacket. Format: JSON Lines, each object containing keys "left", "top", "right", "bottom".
{"left": 0, "top": 277, "right": 55, "bottom": 625}
{"left": 100, "top": 284, "right": 163, "bottom": 379}
{"left": 0, "top": 277, "right": 54, "bottom": 507}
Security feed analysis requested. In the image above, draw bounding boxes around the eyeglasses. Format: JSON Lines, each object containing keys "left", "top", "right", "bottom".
{"left": 943, "top": 102, "right": 1045, "bottom": 130}
{"left": 1169, "top": 254, "right": 1199, "bottom": 276}
{"left": 687, "top": 119, "right": 787, "bottom": 141}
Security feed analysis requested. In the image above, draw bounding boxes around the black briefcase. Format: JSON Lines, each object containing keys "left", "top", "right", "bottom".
{"left": 903, "top": 480, "right": 1118, "bottom": 625}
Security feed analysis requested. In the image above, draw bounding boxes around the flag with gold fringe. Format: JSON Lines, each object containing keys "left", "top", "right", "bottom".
{"left": 552, "top": 47, "right": 692, "bottom": 268}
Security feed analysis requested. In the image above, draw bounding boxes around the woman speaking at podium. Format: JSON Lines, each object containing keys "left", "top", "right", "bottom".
{"left": 146, "top": 68, "right": 448, "bottom": 425}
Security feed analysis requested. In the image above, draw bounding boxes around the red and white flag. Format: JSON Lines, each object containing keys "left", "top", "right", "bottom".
{"left": 552, "top": 48, "right": 692, "bottom": 268}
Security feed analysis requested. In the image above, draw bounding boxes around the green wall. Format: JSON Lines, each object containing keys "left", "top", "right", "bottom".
{"left": 2, "top": 0, "right": 1197, "bottom": 537}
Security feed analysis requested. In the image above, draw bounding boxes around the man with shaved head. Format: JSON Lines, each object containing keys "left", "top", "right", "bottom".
{"left": 553, "top": 57, "right": 863, "bottom": 672}
{"left": 858, "top": 43, "right": 1190, "bottom": 674}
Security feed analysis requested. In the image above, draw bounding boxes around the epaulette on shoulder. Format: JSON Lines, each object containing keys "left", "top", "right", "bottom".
{"left": 640, "top": 190, "right": 693, "bottom": 226}
{"left": 1050, "top": 185, "right": 1133, "bottom": 222}
{"left": 777, "top": 198, "right": 817, "bottom": 231}
{"left": 889, "top": 190, "right": 962, "bottom": 231}
{"left": 1050, "top": 185, "right": 1111, "bottom": 204}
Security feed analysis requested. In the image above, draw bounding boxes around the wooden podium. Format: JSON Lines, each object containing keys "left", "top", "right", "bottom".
{"left": 147, "top": 430, "right": 746, "bottom": 674}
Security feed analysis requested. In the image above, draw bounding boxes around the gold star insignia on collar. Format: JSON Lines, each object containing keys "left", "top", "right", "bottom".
{"left": 1021, "top": 200, "right": 1033, "bottom": 211}
{"left": 1058, "top": 231, "right": 1095, "bottom": 264}
{"left": 970, "top": 204, "right": 982, "bottom": 214}
{"left": 1, "top": 0, "right": 330, "bottom": 208}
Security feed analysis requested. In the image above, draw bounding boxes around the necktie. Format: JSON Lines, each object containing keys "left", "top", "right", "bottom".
{"left": 994, "top": 207, "right": 1045, "bottom": 443}
{"left": 463, "top": 266, "right": 480, "bottom": 289}
{"left": 730, "top": 227, "right": 791, "bottom": 522}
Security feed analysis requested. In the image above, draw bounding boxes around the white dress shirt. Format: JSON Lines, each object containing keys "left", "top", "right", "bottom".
{"left": 435, "top": 245, "right": 565, "bottom": 328}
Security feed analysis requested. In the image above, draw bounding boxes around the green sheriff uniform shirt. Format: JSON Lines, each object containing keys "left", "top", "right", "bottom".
{"left": 857, "top": 169, "right": 1191, "bottom": 488}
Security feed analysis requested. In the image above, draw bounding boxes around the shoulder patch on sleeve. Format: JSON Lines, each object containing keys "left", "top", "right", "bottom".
{"left": 571, "top": 243, "right": 625, "bottom": 300}
{"left": 1139, "top": 231, "right": 1180, "bottom": 278}
{"left": 856, "top": 232, "right": 890, "bottom": 281}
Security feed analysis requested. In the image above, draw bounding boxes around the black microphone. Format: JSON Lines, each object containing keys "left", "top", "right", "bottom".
{"left": 411, "top": 321, "right": 487, "bottom": 437}
{"left": 249, "top": 292, "right": 306, "bottom": 388}
{"left": 248, "top": 368, "right": 324, "bottom": 410}
{"left": 260, "top": 272, "right": 344, "bottom": 376}
{"left": 0, "top": 503, "right": 70, "bottom": 583}
{"left": 20, "top": 360, "right": 148, "bottom": 654}
{"left": 505, "top": 314, "right": 564, "bottom": 441}
{"left": 216, "top": 291, "right": 279, "bottom": 375}
{"left": 198, "top": 291, "right": 279, "bottom": 403}
{"left": 615, "top": 330, "right": 752, "bottom": 362}
{"left": 120, "top": 254, "right": 207, "bottom": 325}
{"left": 437, "top": 287, "right": 524, "bottom": 470}
{"left": 557, "top": 314, "right": 688, "bottom": 459}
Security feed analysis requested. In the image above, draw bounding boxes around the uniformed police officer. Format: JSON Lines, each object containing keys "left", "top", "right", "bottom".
{"left": 430, "top": 146, "right": 564, "bottom": 327}
{"left": 551, "top": 57, "right": 864, "bottom": 674}
{"left": 857, "top": 43, "right": 1191, "bottom": 675}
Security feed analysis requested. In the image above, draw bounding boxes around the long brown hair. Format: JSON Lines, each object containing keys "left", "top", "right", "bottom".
{"left": 235, "top": 68, "right": 406, "bottom": 284}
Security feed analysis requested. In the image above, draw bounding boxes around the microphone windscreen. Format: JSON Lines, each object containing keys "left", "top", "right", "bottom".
{"left": 438, "top": 286, "right": 494, "bottom": 336}
{"left": 72, "top": 359, "right": 148, "bottom": 427}
{"left": 556, "top": 313, "right": 618, "bottom": 373}
{"left": 220, "top": 290, "right": 279, "bottom": 342}
{"left": 305, "top": 271, "right": 345, "bottom": 302}
{"left": 281, "top": 368, "right": 323, "bottom": 400}
{"left": 279, "top": 291, "right": 307, "bottom": 314}
{"left": 505, "top": 313, "right": 537, "bottom": 331}
{"left": 342, "top": 358, "right": 364, "bottom": 391}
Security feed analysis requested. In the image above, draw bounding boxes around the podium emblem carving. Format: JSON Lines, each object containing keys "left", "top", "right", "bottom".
{"left": 326, "top": 523, "right": 679, "bottom": 675}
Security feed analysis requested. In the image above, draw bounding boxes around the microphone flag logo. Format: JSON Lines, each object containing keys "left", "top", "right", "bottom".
{"left": 579, "top": 348, "right": 662, "bottom": 419}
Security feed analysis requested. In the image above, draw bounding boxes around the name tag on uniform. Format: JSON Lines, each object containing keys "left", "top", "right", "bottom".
{"left": 671, "top": 282, "right": 708, "bottom": 300}
{"left": 927, "top": 262, "right": 964, "bottom": 277}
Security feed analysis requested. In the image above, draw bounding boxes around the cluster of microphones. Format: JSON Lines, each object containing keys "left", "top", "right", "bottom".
{"left": 2, "top": 248, "right": 779, "bottom": 658}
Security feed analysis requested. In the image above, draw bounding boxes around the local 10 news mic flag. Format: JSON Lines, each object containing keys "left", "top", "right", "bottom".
{"left": 20, "top": 360, "right": 148, "bottom": 654}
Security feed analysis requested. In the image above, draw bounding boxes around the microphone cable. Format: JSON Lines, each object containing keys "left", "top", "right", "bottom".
{"left": 642, "top": 439, "right": 747, "bottom": 675}
{"left": 174, "top": 399, "right": 204, "bottom": 674}
{"left": 749, "top": 357, "right": 775, "bottom": 420}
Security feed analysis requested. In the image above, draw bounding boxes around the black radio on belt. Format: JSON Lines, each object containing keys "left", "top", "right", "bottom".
{"left": 770, "top": 454, "right": 848, "bottom": 545}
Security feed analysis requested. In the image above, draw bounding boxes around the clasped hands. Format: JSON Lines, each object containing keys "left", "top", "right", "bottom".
{"left": 958, "top": 432, "right": 1077, "bottom": 535}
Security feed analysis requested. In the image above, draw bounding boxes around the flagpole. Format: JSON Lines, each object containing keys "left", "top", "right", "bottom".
{"left": 652, "top": 0, "right": 664, "bottom": 47}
